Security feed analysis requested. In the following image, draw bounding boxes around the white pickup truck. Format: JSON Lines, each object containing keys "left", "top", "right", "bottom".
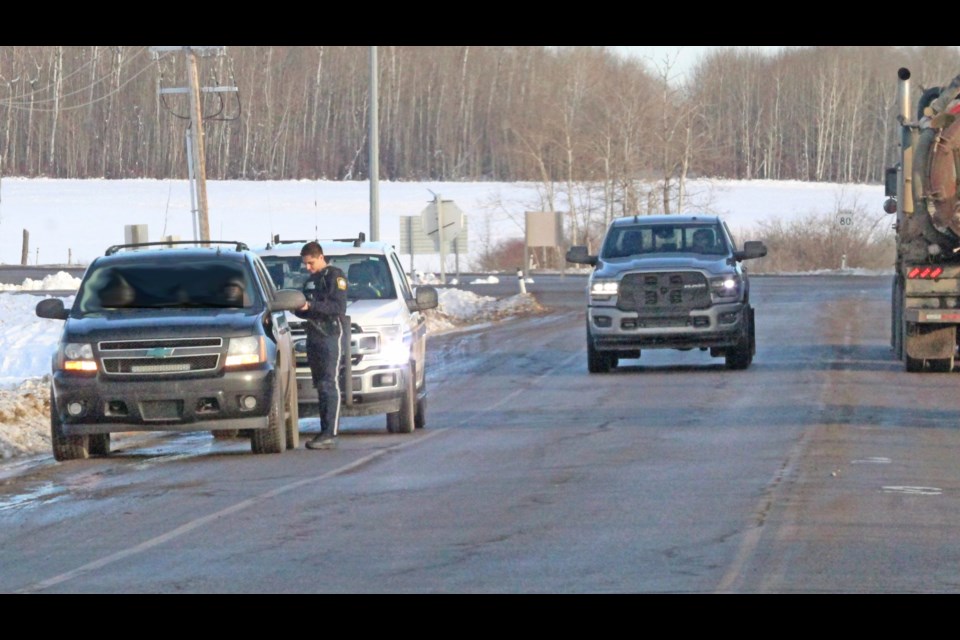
{"left": 256, "top": 234, "right": 438, "bottom": 432}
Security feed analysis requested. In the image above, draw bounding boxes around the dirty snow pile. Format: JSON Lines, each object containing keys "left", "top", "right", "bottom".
{"left": 0, "top": 378, "right": 51, "bottom": 459}
{"left": 423, "top": 289, "right": 544, "bottom": 333}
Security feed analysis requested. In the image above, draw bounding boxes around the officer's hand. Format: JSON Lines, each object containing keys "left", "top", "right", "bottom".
{"left": 300, "top": 301, "right": 309, "bottom": 312}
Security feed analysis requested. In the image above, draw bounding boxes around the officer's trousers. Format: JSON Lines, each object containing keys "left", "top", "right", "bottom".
{"left": 306, "top": 323, "right": 343, "bottom": 435}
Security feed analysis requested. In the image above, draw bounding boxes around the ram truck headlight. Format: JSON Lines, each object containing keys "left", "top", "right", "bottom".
{"left": 62, "top": 342, "right": 97, "bottom": 373}
{"left": 710, "top": 275, "right": 742, "bottom": 299}
{"left": 590, "top": 279, "right": 618, "bottom": 298}
{"left": 225, "top": 335, "right": 266, "bottom": 368}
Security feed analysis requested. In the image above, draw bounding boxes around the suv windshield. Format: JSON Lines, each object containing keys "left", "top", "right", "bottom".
{"left": 261, "top": 254, "right": 396, "bottom": 300}
{"left": 76, "top": 259, "right": 255, "bottom": 313}
{"left": 601, "top": 223, "right": 728, "bottom": 258}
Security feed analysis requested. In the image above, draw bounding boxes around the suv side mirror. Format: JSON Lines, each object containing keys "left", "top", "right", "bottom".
{"left": 36, "top": 298, "right": 69, "bottom": 320}
{"left": 566, "top": 245, "right": 597, "bottom": 266}
{"left": 734, "top": 241, "right": 768, "bottom": 261}
{"left": 409, "top": 285, "right": 438, "bottom": 311}
{"left": 270, "top": 289, "right": 307, "bottom": 312}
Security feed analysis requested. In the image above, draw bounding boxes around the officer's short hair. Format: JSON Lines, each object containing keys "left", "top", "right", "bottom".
{"left": 301, "top": 241, "right": 324, "bottom": 258}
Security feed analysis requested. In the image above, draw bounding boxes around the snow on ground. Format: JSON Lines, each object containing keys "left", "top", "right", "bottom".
{"left": 0, "top": 274, "right": 543, "bottom": 459}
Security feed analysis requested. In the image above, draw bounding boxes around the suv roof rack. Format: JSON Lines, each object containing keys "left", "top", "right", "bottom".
{"left": 266, "top": 232, "right": 367, "bottom": 249}
{"left": 105, "top": 240, "right": 249, "bottom": 256}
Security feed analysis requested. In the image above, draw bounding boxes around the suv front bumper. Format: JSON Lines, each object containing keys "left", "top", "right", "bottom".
{"left": 52, "top": 368, "right": 278, "bottom": 435}
{"left": 588, "top": 301, "right": 748, "bottom": 350}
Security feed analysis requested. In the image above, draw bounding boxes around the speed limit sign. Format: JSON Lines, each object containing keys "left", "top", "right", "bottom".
{"left": 836, "top": 212, "right": 853, "bottom": 227}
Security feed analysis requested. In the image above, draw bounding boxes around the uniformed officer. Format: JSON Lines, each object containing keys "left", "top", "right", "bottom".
{"left": 293, "top": 241, "right": 348, "bottom": 449}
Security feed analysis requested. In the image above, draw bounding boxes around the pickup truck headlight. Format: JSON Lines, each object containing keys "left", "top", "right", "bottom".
{"left": 710, "top": 275, "right": 742, "bottom": 299}
{"left": 62, "top": 342, "right": 97, "bottom": 373}
{"left": 375, "top": 324, "right": 411, "bottom": 365}
{"left": 590, "top": 279, "right": 618, "bottom": 298}
{"left": 225, "top": 335, "right": 266, "bottom": 368}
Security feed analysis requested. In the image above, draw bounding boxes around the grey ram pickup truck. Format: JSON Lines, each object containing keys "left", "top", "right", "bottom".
{"left": 566, "top": 214, "right": 767, "bottom": 372}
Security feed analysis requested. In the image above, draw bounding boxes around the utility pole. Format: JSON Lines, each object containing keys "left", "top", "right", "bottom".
{"left": 186, "top": 49, "right": 210, "bottom": 243}
{"left": 150, "top": 46, "right": 234, "bottom": 244}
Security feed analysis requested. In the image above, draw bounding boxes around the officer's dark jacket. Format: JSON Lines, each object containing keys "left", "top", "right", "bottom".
{"left": 293, "top": 264, "right": 348, "bottom": 341}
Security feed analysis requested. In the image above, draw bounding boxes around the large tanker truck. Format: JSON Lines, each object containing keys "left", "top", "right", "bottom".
{"left": 886, "top": 67, "right": 960, "bottom": 372}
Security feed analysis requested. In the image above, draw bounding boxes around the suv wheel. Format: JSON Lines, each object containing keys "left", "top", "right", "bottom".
{"left": 50, "top": 387, "right": 89, "bottom": 461}
{"left": 386, "top": 365, "right": 416, "bottom": 434}
{"left": 88, "top": 433, "right": 110, "bottom": 456}
{"left": 251, "top": 374, "right": 286, "bottom": 454}
{"left": 284, "top": 366, "right": 300, "bottom": 449}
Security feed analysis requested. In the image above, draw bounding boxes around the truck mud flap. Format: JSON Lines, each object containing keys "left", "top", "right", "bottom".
{"left": 905, "top": 322, "right": 956, "bottom": 360}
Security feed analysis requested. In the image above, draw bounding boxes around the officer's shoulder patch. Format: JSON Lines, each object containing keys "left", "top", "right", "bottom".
{"left": 337, "top": 276, "right": 347, "bottom": 290}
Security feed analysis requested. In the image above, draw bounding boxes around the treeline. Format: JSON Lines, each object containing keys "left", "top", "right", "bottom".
{"left": 1, "top": 45, "right": 958, "bottom": 187}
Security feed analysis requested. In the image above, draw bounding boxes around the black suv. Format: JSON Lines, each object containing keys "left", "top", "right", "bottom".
{"left": 567, "top": 215, "right": 767, "bottom": 372}
{"left": 35, "top": 241, "right": 306, "bottom": 460}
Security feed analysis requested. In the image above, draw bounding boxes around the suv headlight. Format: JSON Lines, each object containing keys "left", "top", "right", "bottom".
{"left": 710, "top": 275, "right": 742, "bottom": 299}
{"left": 225, "top": 335, "right": 266, "bottom": 368}
{"left": 590, "top": 279, "right": 618, "bottom": 298}
{"left": 62, "top": 342, "right": 97, "bottom": 373}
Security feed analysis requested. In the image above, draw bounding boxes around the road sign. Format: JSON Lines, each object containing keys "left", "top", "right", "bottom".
{"left": 399, "top": 216, "right": 468, "bottom": 255}
{"left": 421, "top": 199, "right": 464, "bottom": 248}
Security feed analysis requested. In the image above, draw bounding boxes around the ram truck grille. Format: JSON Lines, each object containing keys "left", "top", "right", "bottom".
{"left": 617, "top": 272, "right": 710, "bottom": 313}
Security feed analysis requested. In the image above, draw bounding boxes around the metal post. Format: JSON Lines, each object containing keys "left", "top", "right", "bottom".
{"left": 437, "top": 194, "right": 446, "bottom": 285}
{"left": 185, "top": 127, "right": 199, "bottom": 241}
{"left": 369, "top": 46, "right": 380, "bottom": 241}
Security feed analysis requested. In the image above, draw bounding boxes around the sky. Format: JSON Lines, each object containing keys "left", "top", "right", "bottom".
{"left": 612, "top": 46, "right": 787, "bottom": 83}
{"left": 0, "top": 177, "right": 887, "bottom": 459}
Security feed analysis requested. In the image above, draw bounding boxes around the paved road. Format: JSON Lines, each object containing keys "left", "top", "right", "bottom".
{"left": 4, "top": 273, "right": 960, "bottom": 593}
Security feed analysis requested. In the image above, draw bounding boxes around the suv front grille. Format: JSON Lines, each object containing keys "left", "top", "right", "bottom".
{"left": 618, "top": 272, "right": 710, "bottom": 312}
{"left": 98, "top": 337, "right": 223, "bottom": 376}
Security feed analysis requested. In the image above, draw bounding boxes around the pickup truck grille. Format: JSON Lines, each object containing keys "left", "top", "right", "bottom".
{"left": 98, "top": 337, "right": 223, "bottom": 376}
{"left": 289, "top": 320, "right": 364, "bottom": 365}
{"left": 617, "top": 272, "right": 710, "bottom": 312}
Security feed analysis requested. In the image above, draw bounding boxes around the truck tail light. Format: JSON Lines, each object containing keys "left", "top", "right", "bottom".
{"left": 908, "top": 266, "right": 944, "bottom": 279}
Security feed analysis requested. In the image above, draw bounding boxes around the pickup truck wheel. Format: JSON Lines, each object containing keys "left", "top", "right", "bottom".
{"left": 284, "top": 368, "right": 300, "bottom": 449}
{"left": 88, "top": 433, "right": 110, "bottom": 456}
{"left": 725, "top": 309, "right": 754, "bottom": 370}
{"left": 415, "top": 396, "right": 427, "bottom": 429}
{"left": 386, "top": 366, "right": 416, "bottom": 434}
{"left": 251, "top": 375, "right": 286, "bottom": 454}
{"left": 50, "top": 388, "right": 89, "bottom": 461}
{"left": 414, "top": 364, "right": 426, "bottom": 429}
{"left": 587, "top": 332, "right": 612, "bottom": 373}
